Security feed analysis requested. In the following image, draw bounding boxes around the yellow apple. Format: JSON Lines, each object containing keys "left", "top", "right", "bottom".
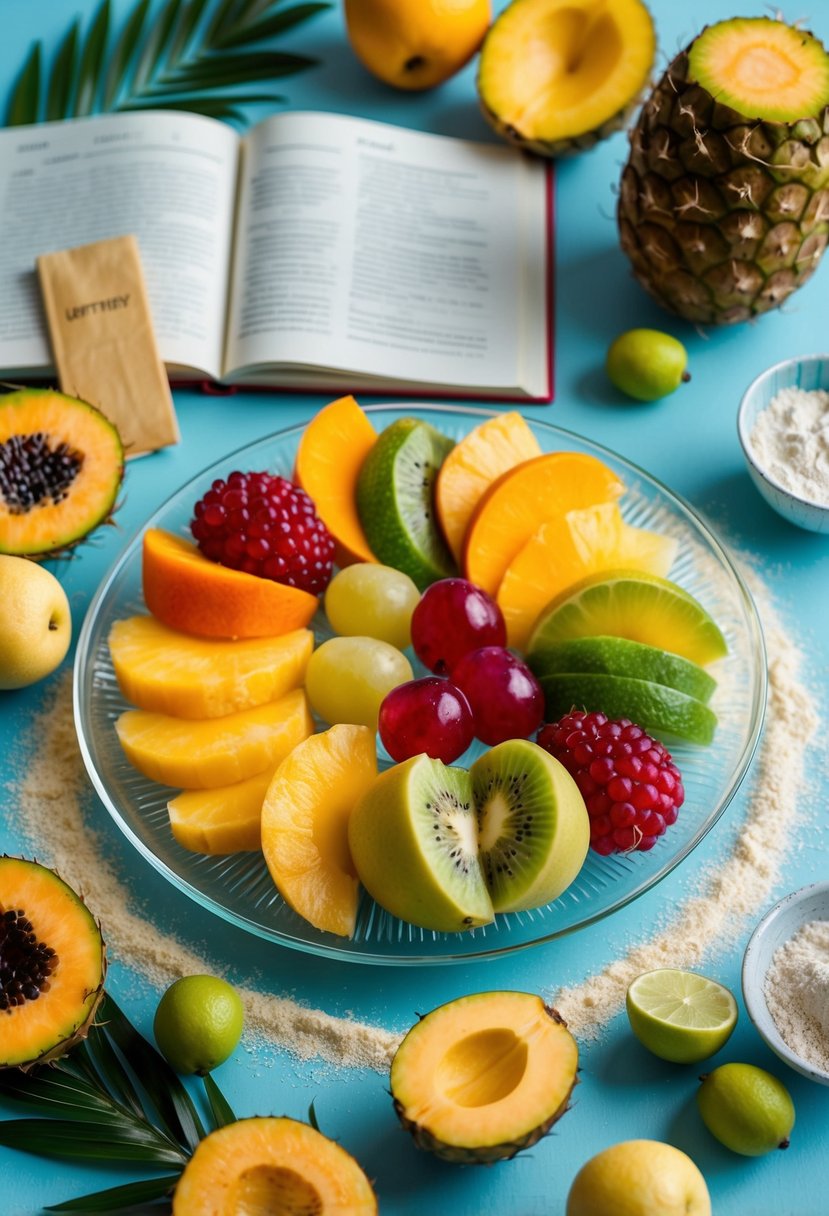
{"left": 566, "top": 1140, "right": 711, "bottom": 1216}
{"left": 344, "top": 0, "right": 491, "bottom": 91}
{"left": 0, "top": 555, "right": 72, "bottom": 689}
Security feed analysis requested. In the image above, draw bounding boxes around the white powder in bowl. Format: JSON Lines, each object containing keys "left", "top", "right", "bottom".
{"left": 747, "top": 385, "right": 829, "bottom": 506}
{"left": 765, "top": 919, "right": 829, "bottom": 1075}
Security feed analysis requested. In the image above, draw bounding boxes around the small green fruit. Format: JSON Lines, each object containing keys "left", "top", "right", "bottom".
{"left": 606, "top": 329, "right": 690, "bottom": 401}
{"left": 154, "top": 975, "right": 244, "bottom": 1075}
{"left": 696, "top": 1062, "right": 795, "bottom": 1156}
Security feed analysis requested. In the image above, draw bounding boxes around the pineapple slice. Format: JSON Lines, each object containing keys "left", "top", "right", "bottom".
{"left": 619, "top": 16, "right": 829, "bottom": 324}
{"left": 477, "top": 0, "right": 655, "bottom": 157}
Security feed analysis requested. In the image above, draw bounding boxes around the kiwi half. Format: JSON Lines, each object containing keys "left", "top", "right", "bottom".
{"left": 348, "top": 754, "right": 493, "bottom": 933}
{"left": 471, "top": 740, "right": 589, "bottom": 914}
{"left": 356, "top": 418, "right": 457, "bottom": 590}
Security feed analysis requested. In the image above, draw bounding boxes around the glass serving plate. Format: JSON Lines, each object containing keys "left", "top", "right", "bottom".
{"left": 74, "top": 405, "right": 766, "bottom": 965}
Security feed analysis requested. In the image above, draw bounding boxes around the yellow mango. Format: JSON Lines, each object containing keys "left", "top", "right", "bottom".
{"left": 167, "top": 767, "right": 282, "bottom": 855}
{"left": 115, "top": 689, "right": 313, "bottom": 789}
{"left": 109, "top": 616, "right": 313, "bottom": 719}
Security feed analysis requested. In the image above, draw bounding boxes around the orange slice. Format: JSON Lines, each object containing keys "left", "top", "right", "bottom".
{"left": 294, "top": 395, "right": 378, "bottom": 567}
{"left": 142, "top": 528, "right": 318, "bottom": 639}
{"left": 435, "top": 411, "right": 541, "bottom": 562}
{"left": 497, "top": 503, "right": 678, "bottom": 649}
{"left": 463, "top": 452, "right": 625, "bottom": 595}
{"left": 261, "top": 724, "right": 378, "bottom": 938}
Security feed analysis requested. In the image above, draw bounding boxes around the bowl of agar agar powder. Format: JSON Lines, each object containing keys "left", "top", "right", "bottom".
{"left": 738, "top": 354, "right": 829, "bottom": 534}
{"left": 743, "top": 881, "right": 829, "bottom": 1086}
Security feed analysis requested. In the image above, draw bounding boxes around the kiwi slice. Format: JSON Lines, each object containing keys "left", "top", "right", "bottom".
{"left": 348, "top": 754, "right": 493, "bottom": 933}
{"left": 470, "top": 739, "right": 589, "bottom": 915}
{"left": 356, "top": 418, "right": 457, "bottom": 590}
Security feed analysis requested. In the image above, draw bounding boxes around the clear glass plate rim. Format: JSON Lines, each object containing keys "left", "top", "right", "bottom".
{"left": 73, "top": 403, "right": 768, "bottom": 966}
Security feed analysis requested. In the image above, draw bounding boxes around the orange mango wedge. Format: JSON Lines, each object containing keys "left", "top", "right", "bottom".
{"left": 435, "top": 411, "right": 541, "bottom": 562}
{"left": 167, "top": 766, "right": 280, "bottom": 854}
{"left": 142, "top": 528, "right": 318, "bottom": 639}
{"left": 497, "top": 502, "right": 679, "bottom": 650}
{"left": 294, "top": 395, "right": 378, "bottom": 567}
{"left": 463, "top": 451, "right": 625, "bottom": 596}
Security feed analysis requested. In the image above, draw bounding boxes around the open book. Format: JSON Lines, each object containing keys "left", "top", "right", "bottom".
{"left": 0, "top": 109, "right": 552, "bottom": 403}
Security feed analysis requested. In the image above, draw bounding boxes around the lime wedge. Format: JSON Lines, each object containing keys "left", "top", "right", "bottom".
{"left": 527, "top": 635, "right": 716, "bottom": 703}
{"left": 626, "top": 968, "right": 738, "bottom": 1063}
{"left": 538, "top": 671, "right": 717, "bottom": 745}
{"left": 527, "top": 570, "right": 728, "bottom": 667}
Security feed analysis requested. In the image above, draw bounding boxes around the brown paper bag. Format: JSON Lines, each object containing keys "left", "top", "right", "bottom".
{"left": 37, "top": 234, "right": 179, "bottom": 457}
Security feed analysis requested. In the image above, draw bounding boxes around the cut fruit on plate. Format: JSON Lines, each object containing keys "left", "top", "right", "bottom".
{"left": 348, "top": 753, "right": 494, "bottom": 933}
{"left": 261, "top": 724, "right": 378, "bottom": 938}
{"left": 626, "top": 968, "right": 738, "bottom": 1064}
{"left": 293, "top": 395, "right": 378, "bottom": 567}
{"left": 434, "top": 411, "right": 541, "bottom": 562}
{"left": 539, "top": 670, "right": 717, "bottom": 745}
{"left": 356, "top": 417, "right": 457, "bottom": 589}
{"left": 527, "top": 636, "right": 716, "bottom": 703}
{"left": 478, "top": 0, "right": 656, "bottom": 158}
{"left": 115, "top": 688, "right": 314, "bottom": 789}
{"left": 496, "top": 502, "right": 678, "bottom": 649}
{"left": 143, "top": 528, "right": 319, "bottom": 639}
{"left": 527, "top": 570, "right": 729, "bottom": 667}
{"left": 108, "top": 616, "right": 313, "bottom": 719}
{"left": 167, "top": 766, "right": 278, "bottom": 854}
{"left": 463, "top": 452, "right": 625, "bottom": 596}
{"left": 391, "top": 991, "right": 579, "bottom": 1164}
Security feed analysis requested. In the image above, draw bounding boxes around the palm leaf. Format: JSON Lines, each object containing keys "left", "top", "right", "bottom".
{"left": 46, "top": 21, "right": 80, "bottom": 120}
{"left": 0, "top": 1067, "right": 124, "bottom": 1122}
{"left": 7, "top": 44, "right": 41, "bottom": 125}
{"left": 45, "top": 1174, "right": 181, "bottom": 1212}
{"left": 0, "top": 1118, "right": 188, "bottom": 1165}
{"left": 202, "top": 1073, "right": 236, "bottom": 1131}
{"left": 5, "top": 0, "right": 328, "bottom": 126}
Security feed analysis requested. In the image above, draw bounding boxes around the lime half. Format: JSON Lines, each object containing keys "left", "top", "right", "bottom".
{"left": 626, "top": 968, "right": 738, "bottom": 1063}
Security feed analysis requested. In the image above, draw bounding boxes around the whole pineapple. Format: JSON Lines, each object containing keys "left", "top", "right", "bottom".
{"left": 618, "top": 16, "right": 829, "bottom": 325}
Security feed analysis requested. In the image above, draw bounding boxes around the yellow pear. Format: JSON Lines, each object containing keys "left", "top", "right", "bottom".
{"left": 0, "top": 556, "right": 71, "bottom": 689}
{"left": 345, "top": 0, "right": 491, "bottom": 91}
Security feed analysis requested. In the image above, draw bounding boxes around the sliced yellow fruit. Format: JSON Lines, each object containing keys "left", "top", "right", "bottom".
{"left": 109, "top": 616, "right": 313, "bottom": 719}
{"left": 497, "top": 502, "right": 678, "bottom": 650}
{"left": 168, "top": 766, "right": 280, "bottom": 855}
{"left": 115, "top": 689, "right": 314, "bottom": 789}
{"left": 261, "top": 724, "right": 378, "bottom": 938}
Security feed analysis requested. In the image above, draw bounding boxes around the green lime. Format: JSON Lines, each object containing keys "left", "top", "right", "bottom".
{"left": 527, "top": 570, "right": 728, "bottom": 668}
{"left": 697, "top": 1062, "right": 795, "bottom": 1156}
{"left": 154, "top": 975, "right": 244, "bottom": 1075}
{"left": 626, "top": 969, "right": 738, "bottom": 1063}
{"left": 527, "top": 635, "right": 716, "bottom": 703}
{"left": 538, "top": 671, "right": 717, "bottom": 745}
{"left": 606, "top": 329, "right": 690, "bottom": 402}
{"left": 356, "top": 418, "right": 456, "bottom": 590}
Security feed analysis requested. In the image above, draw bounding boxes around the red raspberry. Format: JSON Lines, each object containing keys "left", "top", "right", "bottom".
{"left": 191, "top": 470, "right": 334, "bottom": 595}
{"left": 536, "top": 709, "right": 684, "bottom": 856}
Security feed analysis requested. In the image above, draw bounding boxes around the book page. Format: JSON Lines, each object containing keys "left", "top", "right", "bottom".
{"left": 0, "top": 111, "right": 239, "bottom": 379}
{"left": 224, "top": 112, "right": 547, "bottom": 394}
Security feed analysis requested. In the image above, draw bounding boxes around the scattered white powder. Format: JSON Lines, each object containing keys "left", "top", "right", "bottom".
{"left": 3, "top": 564, "right": 821, "bottom": 1060}
{"left": 552, "top": 570, "right": 820, "bottom": 1037}
{"left": 747, "top": 386, "right": 829, "bottom": 506}
{"left": 5, "top": 676, "right": 399, "bottom": 1074}
{"left": 765, "top": 919, "right": 829, "bottom": 1074}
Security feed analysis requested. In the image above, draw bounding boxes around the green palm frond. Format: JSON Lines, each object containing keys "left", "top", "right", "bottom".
{"left": 6, "top": 0, "right": 329, "bottom": 126}
{"left": 0, "top": 993, "right": 237, "bottom": 1214}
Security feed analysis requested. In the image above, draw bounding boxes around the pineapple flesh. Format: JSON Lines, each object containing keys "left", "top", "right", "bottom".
{"left": 477, "top": 0, "right": 655, "bottom": 158}
{"left": 619, "top": 16, "right": 829, "bottom": 325}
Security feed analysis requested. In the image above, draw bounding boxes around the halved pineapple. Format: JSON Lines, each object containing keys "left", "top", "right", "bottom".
{"left": 478, "top": 0, "right": 655, "bottom": 157}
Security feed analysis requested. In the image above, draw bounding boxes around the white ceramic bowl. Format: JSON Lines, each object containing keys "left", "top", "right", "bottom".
{"left": 742, "top": 881, "right": 829, "bottom": 1086}
{"left": 737, "top": 355, "right": 829, "bottom": 534}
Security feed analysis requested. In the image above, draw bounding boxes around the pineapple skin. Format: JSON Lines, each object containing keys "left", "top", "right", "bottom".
{"left": 618, "top": 41, "right": 829, "bottom": 325}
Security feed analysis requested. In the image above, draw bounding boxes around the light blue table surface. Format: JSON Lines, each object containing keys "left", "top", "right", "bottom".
{"left": 2, "top": 1, "right": 828, "bottom": 1212}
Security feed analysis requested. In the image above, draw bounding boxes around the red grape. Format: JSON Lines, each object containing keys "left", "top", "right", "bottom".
{"left": 411, "top": 578, "right": 506, "bottom": 674}
{"left": 451, "top": 646, "right": 544, "bottom": 746}
{"left": 378, "top": 677, "right": 474, "bottom": 764}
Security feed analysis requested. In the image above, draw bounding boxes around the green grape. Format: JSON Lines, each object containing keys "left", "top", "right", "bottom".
{"left": 324, "top": 563, "right": 420, "bottom": 649}
{"left": 305, "top": 636, "right": 413, "bottom": 729}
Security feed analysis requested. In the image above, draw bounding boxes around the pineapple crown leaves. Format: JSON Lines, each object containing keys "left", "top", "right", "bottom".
{"left": 6, "top": 0, "right": 330, "bottom": 128}
{"left": 0, "top": 992, "right": 237, "bottom": 1213}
